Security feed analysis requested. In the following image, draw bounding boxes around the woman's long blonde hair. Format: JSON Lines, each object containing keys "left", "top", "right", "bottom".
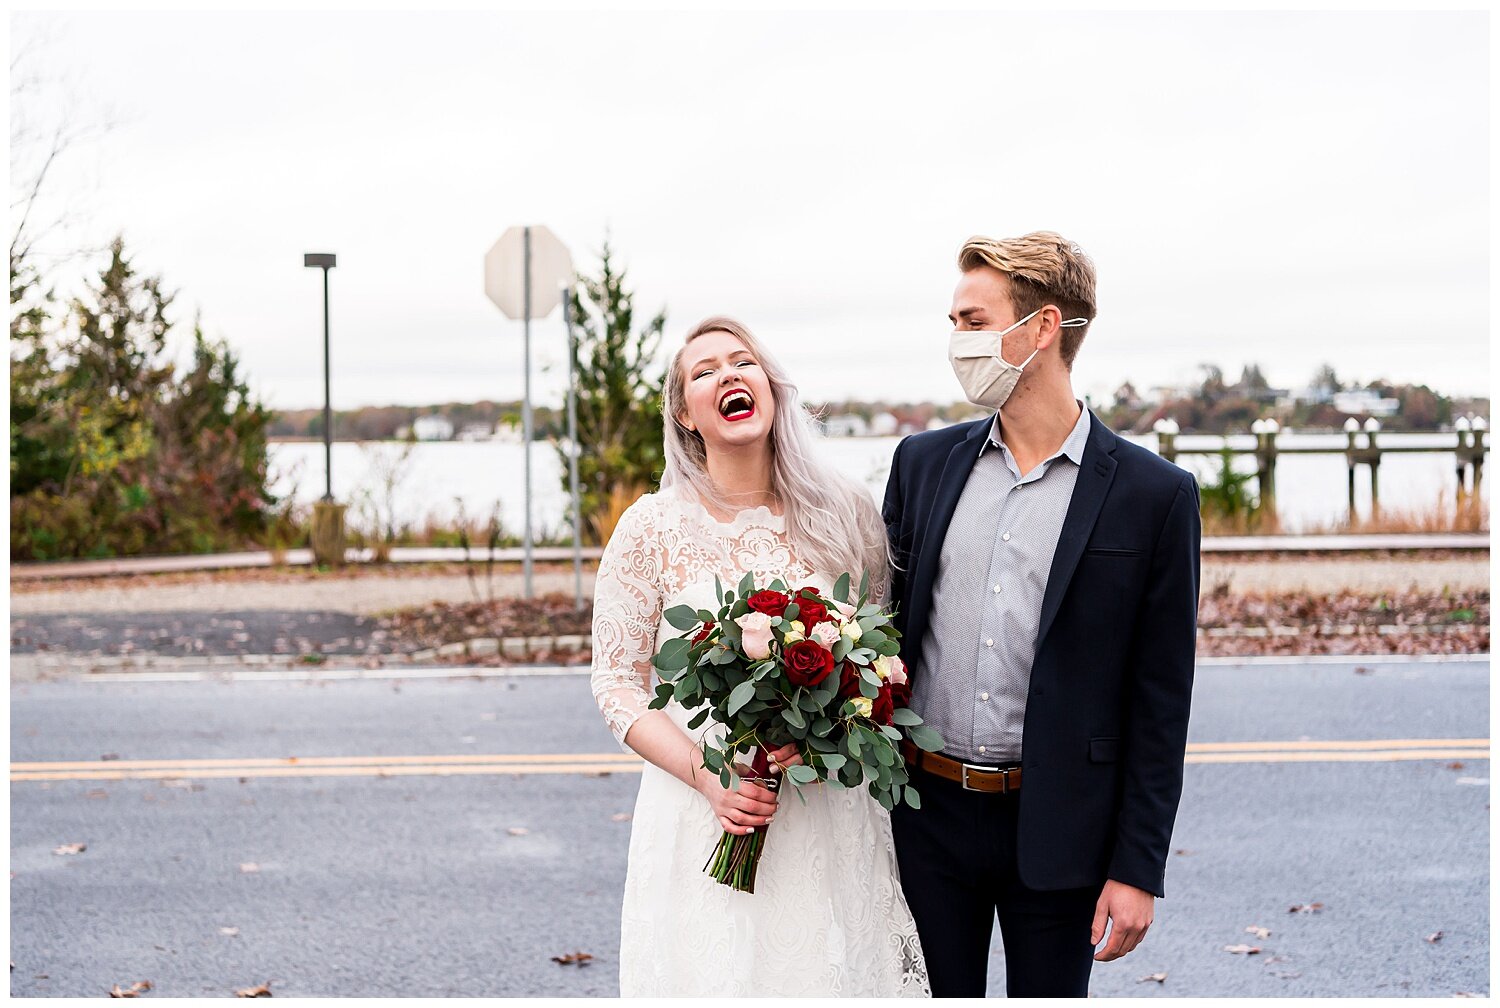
{"left": 660, "top": 317, "right": 890, "bottom": 591}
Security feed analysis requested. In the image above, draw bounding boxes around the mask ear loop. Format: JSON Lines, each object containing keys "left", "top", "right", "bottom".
{"left": 1059, "top": 317, "right": 1091, "bottom": 327}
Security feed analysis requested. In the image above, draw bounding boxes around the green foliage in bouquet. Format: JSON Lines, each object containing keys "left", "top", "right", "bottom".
{"left": 649, "top": 570, "right": 944, "bottom": 814}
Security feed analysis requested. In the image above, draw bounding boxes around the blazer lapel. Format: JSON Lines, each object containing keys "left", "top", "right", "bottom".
{"left": 1036, "top": 412, "right": 1119, "bottom": 647}
{"left": 906, "top": 416, "right": 991, "bottom": 664}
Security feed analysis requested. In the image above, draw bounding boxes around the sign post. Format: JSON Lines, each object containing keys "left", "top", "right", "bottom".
{"left": 484, "top": 226, "right": 573, "bottom": 599}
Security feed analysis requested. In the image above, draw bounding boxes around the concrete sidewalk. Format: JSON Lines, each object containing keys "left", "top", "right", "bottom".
{"left": 11, "top": 533, "right": 1489, "bottom": 582}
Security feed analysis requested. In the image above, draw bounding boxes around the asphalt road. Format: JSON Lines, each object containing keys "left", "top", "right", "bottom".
{"left": 9, "top": 658, "right": 1489, "bottom": 997}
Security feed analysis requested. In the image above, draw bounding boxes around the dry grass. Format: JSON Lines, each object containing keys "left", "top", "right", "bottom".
{"left": 1203, "top": 493, "right": 1489, "bottom": 537}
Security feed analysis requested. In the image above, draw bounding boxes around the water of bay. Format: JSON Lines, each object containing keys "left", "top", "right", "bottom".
{"left": 268, "top": 431, "right": 1485, "bottom": 539}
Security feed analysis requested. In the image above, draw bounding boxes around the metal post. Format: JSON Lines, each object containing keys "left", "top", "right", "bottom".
{"left": 322, "top": 267, "right": 332, "bottom": 501}
{"left": 522, "top": 226, "right": 534, "bottom": 599}
{"left": 562, "top": 284, "right": 584, "bottom": 612}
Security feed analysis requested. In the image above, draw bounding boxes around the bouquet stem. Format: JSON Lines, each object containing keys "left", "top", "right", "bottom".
{"left": 703, "top": 746, "right": 775, "bottom": 893}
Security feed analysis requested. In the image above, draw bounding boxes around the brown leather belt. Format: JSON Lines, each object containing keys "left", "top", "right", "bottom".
{"left": 901, "top": 741, "right": 1022, "bottom": 795}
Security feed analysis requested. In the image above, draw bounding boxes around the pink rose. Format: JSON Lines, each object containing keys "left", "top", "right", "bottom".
{"left": 885, "top": 656, "right": 908, "bottom": 686}
{"left": 810, "top": 622, "right": 842, "bottom": 648}
{"left": 734, "top": 611, "right": 774, "bottom": 660}
{"left": 832, "top": 600, "right": 859, "bottom": 622}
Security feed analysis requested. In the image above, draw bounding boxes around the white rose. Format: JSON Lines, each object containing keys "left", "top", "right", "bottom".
{"left": 885, "top": 656, "right": 908, "bottom": 686}
{"left": 734, "top": 611, "right": 774, "bottom": 660}
{"left": 810, "top": 622, "right": 841, "bottom": 648}
{"left": 850, "top": 696, "right": 874, "bottom": 719}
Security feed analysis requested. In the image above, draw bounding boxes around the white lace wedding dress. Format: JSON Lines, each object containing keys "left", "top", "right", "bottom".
{"left": 590, "top": 485, "right": 930, "bottom": 997}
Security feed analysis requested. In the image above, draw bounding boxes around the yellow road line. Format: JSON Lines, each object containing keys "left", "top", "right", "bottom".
{"left": 10, "top": 763, "right": 638, "bottom": 782}
{"left": 1187, "top": 749, "right": 1486, "bottom": 764}
{"left": 8, "top": 739, "right": 1488, "bottom": 783}
{"left": 1189, "top": 738, "right": 1489, "bottom": 752}
{"left": 12, "top": 752, "right": 643, "bottom": 772}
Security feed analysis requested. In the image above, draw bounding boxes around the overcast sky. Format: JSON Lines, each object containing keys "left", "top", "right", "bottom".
{"left": 12, "top": 10, "right": 1490, "bottom": 412}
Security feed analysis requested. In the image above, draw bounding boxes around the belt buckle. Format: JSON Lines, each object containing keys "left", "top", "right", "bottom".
{"left": 961, "top": 762, "right": 1003, "bottom": 792}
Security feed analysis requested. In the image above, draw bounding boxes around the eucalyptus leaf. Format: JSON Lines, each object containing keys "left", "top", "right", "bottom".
{"left": 786, "top": 764, "right": 818, "bottom": 785}
{"left": 832, "top": 572, "right": 851, "bottom": 604}
{"left": 904, "top": 785, "right": 922, "bottom": 810}
{"left": 907, "top": 724, "right": 946, "bottom": 752}
{"left": 686, "top": 707, "right": 710, "bottom": 731}
{"left": 892, "top": 707, "right": 922, "bottom": 727}
{"left": 820, "top": 753, "right": 847, "bottom": 773}
{"left": 664, "top": 605, "right": 700, "bottom": 631}
{"left": 652, "top": 638, "right": 690, "bottom": 671}
{"left": 727, "top": 680, "right": 756, "bottom": 717}
{"left": 738, "top": 571, "right": 756, "bottom": 597}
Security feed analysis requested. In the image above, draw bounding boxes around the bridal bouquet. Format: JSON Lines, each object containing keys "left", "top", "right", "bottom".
{"left": 649, "top": 571, "right": 945, "bottom": 892}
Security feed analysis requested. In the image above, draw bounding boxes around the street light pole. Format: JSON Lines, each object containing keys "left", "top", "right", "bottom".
{"left": 304, "top": 253, "right": 337, "bottom": 500}
{"left": 303, "top": 253, "right": 344, "bottom": 567}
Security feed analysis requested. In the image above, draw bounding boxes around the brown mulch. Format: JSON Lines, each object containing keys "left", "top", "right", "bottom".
{"left": 377, "top": 594, "right": 594, "bottom": 651}
{"left": 375, "top": 588, "right": 1489, "bottom": 660}
{"left": 1196, "top": 588, "right": 1488, "bottom": 656}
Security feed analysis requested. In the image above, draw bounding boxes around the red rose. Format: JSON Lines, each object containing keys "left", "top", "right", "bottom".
{"left": 793, "top": 587, "right": 830, "bottom": 628}
{"left": 888, "top": 678, "right": 912, "bottom": 708}
{"left": 692, "top": 620, "right": 715, "bottom": 645}
{"left": 872, "top": 684, "right": 896, "bottom": 726}
{"left": 835, "top": 662, "right": 863, "bottom": 700}
{"left": 747, "top": 590, "right": 790, "bottom": 618}
{"left": 784, "top": 639, "right": 834, "bottom": 687}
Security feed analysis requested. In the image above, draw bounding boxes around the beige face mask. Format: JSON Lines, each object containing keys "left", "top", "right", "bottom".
{"left": 947, "top": 309, "right": 1090, "bottom": 410}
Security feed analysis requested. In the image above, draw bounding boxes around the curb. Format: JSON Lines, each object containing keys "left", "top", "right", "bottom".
{"left": 15, "top": 633, "right": 595, "bottom": 675}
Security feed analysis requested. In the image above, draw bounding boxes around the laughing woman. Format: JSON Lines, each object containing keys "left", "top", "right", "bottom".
{"left": 589, "top": 317, "right": 929, "bottom": 996}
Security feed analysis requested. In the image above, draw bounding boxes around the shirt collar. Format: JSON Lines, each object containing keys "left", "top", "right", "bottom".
{"left": 981, "top": 401, "right": 1091, "bottom": 465}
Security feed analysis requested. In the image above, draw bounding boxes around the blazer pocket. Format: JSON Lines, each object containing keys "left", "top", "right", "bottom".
{"left": 1085, "top": 547, "right": 1143, "bottom": 557}
{"left": 1089, "top": 737, "right": 1120, "bottom": 763}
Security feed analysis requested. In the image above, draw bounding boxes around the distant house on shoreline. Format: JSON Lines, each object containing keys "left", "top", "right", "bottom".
{"left": 412, "top": 414, "right": 455, "bottom": 441}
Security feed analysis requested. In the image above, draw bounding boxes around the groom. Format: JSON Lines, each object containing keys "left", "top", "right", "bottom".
{"left": 884, "top": 231, "right": 1201, "bottom": 997}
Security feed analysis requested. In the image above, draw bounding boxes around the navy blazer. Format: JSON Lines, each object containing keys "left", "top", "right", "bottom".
{"left": 883, "top": 410, "right": 1200, "bottom": 897}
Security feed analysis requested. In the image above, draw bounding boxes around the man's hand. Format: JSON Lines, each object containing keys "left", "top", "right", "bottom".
{"left": 1091, "top": 880, "right": 1155, "bottom": 961}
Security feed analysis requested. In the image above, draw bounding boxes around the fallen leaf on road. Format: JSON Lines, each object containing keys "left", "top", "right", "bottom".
{"left": 108, "top": 980, "right": 152, "bottom": 997}
{"left": 239, "top": 863, "right": 260, "bottom": 873}
{"left": 1426, "top": 931, "right": 1444, "bottom": 943}
{"left": 1246, "top": 926, "right": 1272, "bottom": 939}
{"left": 1447, "top": 762, "right": 1466, "bottom": 770}
{"left": 1173, "top": 849, "right": 1193, "bottom": 856}
{"left": 507, "top": 827, "right": 530, "bottom": 836}
{"left": 552, "top": 952, "right": 593, "bottom": 967}
{"left": 1354, "top": 666, "right": 1371, "bottom": 675}
{"left": 101, "top": 753, "right": 120, "bottom": 761}
{"left": 1288, "top": 902, "right": 1325, "bottom": 914}
{"left": 235, "top": 981, "right": 273, "bottom": 997}
{"left": 610, "top": 813, "right": 632, "bottom": 822}
{"left": 1137, "top": 972, "right": 1167, "bottom": 983}
{"left": 53, "top": 843, "right": 86, "bottom": 856}
{"left": 220, "top": 927, "right": 240, "bottom": 937}
{"left": 1223, "top": 944, "right": 1261, "bottom": 955}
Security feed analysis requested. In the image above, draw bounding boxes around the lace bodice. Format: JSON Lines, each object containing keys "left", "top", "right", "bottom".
{"left": 590, "top": 486, "right": 821, "bottom": 748}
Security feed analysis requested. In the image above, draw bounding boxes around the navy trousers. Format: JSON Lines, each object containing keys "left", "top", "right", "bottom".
{"left": 890, "top": 767, "right": 1103, "bottom": 997}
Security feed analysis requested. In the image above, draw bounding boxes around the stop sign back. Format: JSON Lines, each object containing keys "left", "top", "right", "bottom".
{"left": 484, "top": 225, "right": 574, "bottom": 321}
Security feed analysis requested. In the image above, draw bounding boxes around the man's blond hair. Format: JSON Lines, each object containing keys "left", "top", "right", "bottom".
{"left": 958, "top": 231, "right": 1097, "bottom": 367}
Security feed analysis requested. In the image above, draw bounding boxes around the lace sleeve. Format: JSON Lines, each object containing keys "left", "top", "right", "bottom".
{"left": 590, "top": 497, "right": 664, "bottom": 751}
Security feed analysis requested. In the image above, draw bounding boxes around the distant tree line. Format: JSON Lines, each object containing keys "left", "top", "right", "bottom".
{"left": 1096, "top": 363, "right": 1478, "bottom": 435}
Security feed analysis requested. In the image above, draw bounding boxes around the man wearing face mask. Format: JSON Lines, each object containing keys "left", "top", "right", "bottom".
{"left": 882, "top": 231, "right": 1201, "bottom": 997}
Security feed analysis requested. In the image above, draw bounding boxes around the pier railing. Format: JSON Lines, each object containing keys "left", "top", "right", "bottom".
{"left": 1153, "top": 415, "right": 1488, "bottom": 519}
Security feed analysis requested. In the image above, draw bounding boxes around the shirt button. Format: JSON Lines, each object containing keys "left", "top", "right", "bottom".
{"left": 993, "top": 584, "right": 1002, "bottom": 594}
{"left": 985, "top": 639, "right": 994, "bottom": 648}
{"left": 1002, "top": 532, "right": 1011, "bottom": 542}
{"left": 978, "top": 746, "right": 987, "bottom": 754}
{"left": 980, "top": 692, "right": 990, "bottom": 701}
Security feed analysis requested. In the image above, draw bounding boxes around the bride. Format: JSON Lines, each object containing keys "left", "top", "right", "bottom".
{"left": 589, "top": 316, "right": 930, "bottom": 996}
